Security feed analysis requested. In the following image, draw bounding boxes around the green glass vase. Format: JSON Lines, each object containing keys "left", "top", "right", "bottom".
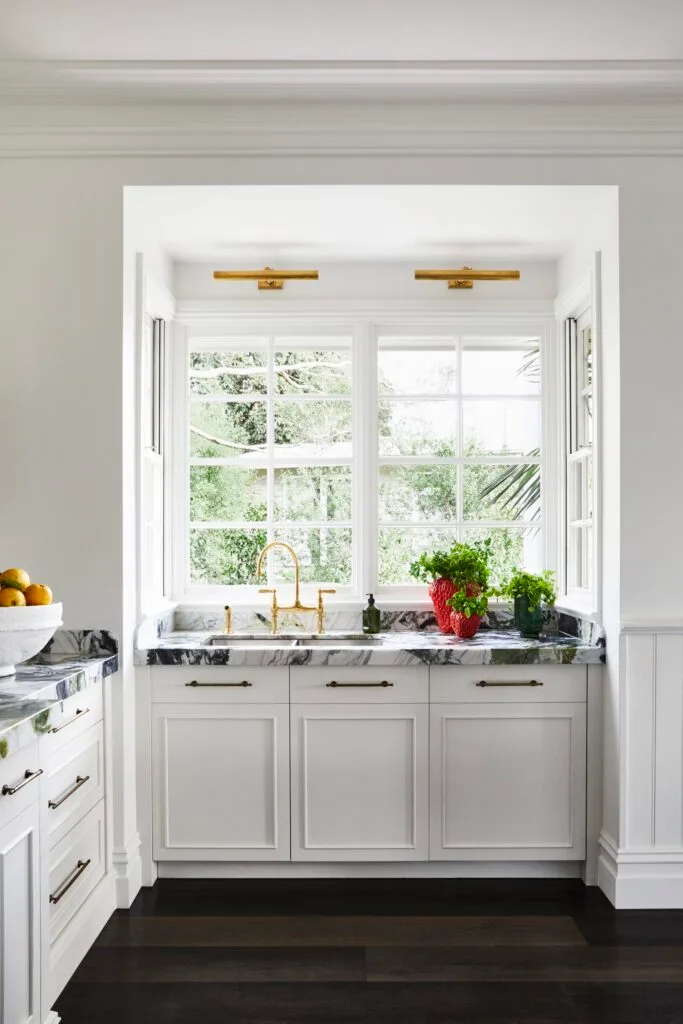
{"left": 514, "top": 596, "right": 545, "bottom": 638}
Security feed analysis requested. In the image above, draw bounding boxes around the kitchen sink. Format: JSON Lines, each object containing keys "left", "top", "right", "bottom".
{"left": 203, "top": 635, "right": 299, "bottom": 647}
{"left": 295, "top": 635, "right": 383, "bottom": 647}
{"left": 203, "top": 633, "right": 383, "bottom": 647}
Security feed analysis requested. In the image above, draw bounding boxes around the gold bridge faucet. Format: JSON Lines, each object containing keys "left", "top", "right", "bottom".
{"left": 256, "top": 541, "right": 335, "bottom": 634}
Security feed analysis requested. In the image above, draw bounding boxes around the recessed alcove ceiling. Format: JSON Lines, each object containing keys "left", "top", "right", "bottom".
{"left": 126, "top": 185, "right": 613, "bottom": 264}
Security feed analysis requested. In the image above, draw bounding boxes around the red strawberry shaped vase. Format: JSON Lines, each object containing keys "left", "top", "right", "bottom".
{"left": 450, "top": 611, "right": 482, "bottom": 639}
{"left": 428, "top": 578, "right": 458, "bottom": 633}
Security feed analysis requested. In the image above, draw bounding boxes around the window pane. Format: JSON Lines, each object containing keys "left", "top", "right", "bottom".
{"left": 379, "top": 401, "right": 457, "bottom": 457}
{"left": 275, "top": 349, "right": 351, "bottom": 395}
{"left": 190, "top": 350, "right": 268, "bottom": 396}
{"left": 463, "top": 400, "right": 540, "bottom": 457}
{"left": 378, "top": 349, "right": 457, "bottom": 395}
{"left": 462, "top": 345, "right": 540, "bottom": 395}
{"left": 274, "top": 467, "right": 352, "bottom": 522}
{"left": 190, "top": 401, "right": 266, "bottom": 457}
{"left": 462, "top": 526, "right": 541, "bottom": 587}
{"left": 274, "top": 400, "right": 352, "bottom": 457}
{"left": 190, "top": 527, "right": 267, "bottom": 586}
{"left": 463, "top": 464, "right": 541, "bottom": 522}
{"left": 272, "top": 528, "right": 352, "bottom": 585}
{"left": 378, "top": 527, "right": 460, "bottom": 585}
{"left": 379, "top": 466, "right": 457, "bottom": 522}
{"left": 190, "top": 467, "right": 267, "bottom": 522}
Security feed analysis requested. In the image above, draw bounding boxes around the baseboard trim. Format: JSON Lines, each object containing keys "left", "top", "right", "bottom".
{"left": 113, "top": 831, "right": 143, "bottom": 908}
{"left": 157, "top": 861, "right": 582, "bottom": 880}
{"left": 598, "top": 830, "right": 683, "bottom": 908}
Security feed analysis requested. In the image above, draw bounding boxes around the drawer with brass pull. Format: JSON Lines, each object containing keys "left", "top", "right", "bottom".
{"left": 290, "top": 666, "right": 428, "bottom": 703}
{"left": 0, "top": 738, "right": 41, "bottom": 829}
{"left": 43, "top": 721, "right": 104, "bottom": 847}
{"left": 40, "top": 684, "right": 103, "bottom": 758}
{"left": 151, "top": 666, "right": 289, "bottom": 704}
{"left": 430, "top": 665, "right": 586, "bottom": 703}
{"left": 49, "top": 799, "right": 105, "bottom": 944}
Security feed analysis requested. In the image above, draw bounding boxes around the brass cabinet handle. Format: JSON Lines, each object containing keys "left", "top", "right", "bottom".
{"left": 48, "top": 775, "right": 90, "bottom": 810}
{"left": 50, "top": 708, "right": 89, "bottom": 733}
{"left": 326, "top": 680, "right": 393, "bottom": 688}
{"left": 49, "top": 858, "right": 91, "bottom": 904}
{"left": 476, "top": 679, "right": 543, "bottom": 687}
{"left": 2, "top": 768, "right": 43, "bottom": 796}
{"left": 185, "top": 680, "right": 252, "bottom": 688}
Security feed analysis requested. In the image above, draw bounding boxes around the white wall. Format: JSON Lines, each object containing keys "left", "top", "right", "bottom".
{"left": 2, "top": 133, "right": 683, "bottom": 907}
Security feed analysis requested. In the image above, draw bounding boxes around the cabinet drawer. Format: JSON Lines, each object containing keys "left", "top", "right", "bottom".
{"left": 0, "top": 739, "right": 41, "bottom": 829}
{"left": 39, "top": 685, "right": 103, "bottom": 759}
{"left": 43, "top": 721, "right": 104, "bottom": 847}
{"left": 49, "top": 800, "right": 105, "bottom": 944}
{"left": 290, "top": 666, "right": 428, "bottom": 703}
{"left": 430, "top": 665, "right": 587, "bottom": 703}
{"left": 151, "top": 666, "right": 289, "bottom": 703}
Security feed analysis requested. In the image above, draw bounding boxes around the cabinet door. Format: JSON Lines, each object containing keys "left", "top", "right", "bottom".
{"left": 0, "top": 802, "right": 40, "bottom": 1024}
{"left": 152, "top": 703, "right": 289, "bottom": 861}
{"left": 291, "top": 703, "right": 429, "bottom": 861}
{"left": 430, "top": 702, "right": 586, "bottom": 860}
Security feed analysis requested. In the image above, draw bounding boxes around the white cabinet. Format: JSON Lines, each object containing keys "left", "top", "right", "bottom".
{"left": 430, "top": 699, "right": 587, "bottom": 860}
{"left": 290, "top": 701, "right": 429, "bottom": 861}
{"left": 152, "top": 702, "right": 290, "bottom": 860}
{"left": 0, "top": 801, "right": 41, "bottom": 1024}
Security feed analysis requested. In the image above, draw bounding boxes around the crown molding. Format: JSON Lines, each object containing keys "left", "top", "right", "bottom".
{"left": 1, "top": 99, "right": 682, "bottom": 157}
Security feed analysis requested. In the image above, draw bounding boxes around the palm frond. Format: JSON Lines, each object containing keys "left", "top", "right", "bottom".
{"left": 478, "top": 448, "right": 541, "bottom": 520}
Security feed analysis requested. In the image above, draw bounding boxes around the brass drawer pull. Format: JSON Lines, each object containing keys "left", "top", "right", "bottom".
{"left": 50, "top": 708, "right": 89, "bottom": 733}
{"left": 476, "top": 679, "right": 543, "bottom": 688}
{"left": 185, "top": 680, "right": 252, "bottom": 688}
{"left": 2, "top": 768, "right": 43, "bottom": 796}
{"left": 49, "top": 858, "right": 91, "bottom": 904}
{"left": 48, "top": 775, "right": 90, "bottom": 810}
{"left": 326, "top": 680, "right": 393, "bottom": 688}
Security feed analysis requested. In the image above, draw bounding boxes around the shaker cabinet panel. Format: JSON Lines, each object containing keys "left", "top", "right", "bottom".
{"left": 0, "top": 802, "right": 41, "bottom": 1024}
{"left": 430, "top": 702, "right": 586, "bottom": 860}
{"left": 291, "top": 703, "right": 429, "bottom": 861}
{"left": 153, "top": 703, "right": 290, "bottom": 860}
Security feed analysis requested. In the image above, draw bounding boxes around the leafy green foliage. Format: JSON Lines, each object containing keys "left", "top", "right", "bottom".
{"left": 447, "top": 588, "right": 490, "bottom": 619}
{"left": 409, "top": 538, "right": 492, "bottom": 588}
{"left": 501, "top": 569, "right": 557, "bottom": 613}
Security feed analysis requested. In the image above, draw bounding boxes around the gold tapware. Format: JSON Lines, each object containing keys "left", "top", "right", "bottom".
{"left": 224, "top": 605, "right": 232, "bottom": 634}
{"left": 213, "top": 267, "right": 319, "bottom": 291}
{"left": 256, "top": 541, "right": 336, "bottom": 633}
{"left": 414, "top": 267, "right": 521, "bottom": 290}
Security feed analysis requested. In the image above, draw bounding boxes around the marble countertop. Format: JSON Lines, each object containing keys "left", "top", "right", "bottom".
{"left": 0, "top": 651, "right": 118, "bottom": 756}
{"left": 138, "top": 630, "right": 605, "bottom": 668}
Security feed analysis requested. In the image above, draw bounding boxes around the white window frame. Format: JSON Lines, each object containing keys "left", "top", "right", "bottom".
{"left": 167, "top": 307, "right": 558, "bottom": 606}
{"left": 555, "top": 259, "right": 602, "bottom": 620}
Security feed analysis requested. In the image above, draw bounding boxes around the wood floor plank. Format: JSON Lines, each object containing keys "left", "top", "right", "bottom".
{"left": 75, "top": 945, "right": 366, "bottom": 983}
{"left": 367, "top": 945, "right": 683, "bottom": 983}
{"left": 96, "top": 914, "right": 586, "bottom": 948}
{"left": 565, "top": 982, "right": 683, "bottom": 1023}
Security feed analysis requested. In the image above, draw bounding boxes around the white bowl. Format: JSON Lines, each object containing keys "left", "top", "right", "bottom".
{"left": 0, "top": 602, "right": 63, "bottom": 677}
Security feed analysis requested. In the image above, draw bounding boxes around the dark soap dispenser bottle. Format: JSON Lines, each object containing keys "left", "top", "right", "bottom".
{"left": 363, "top": 594, "right": 381, "bottom": 635}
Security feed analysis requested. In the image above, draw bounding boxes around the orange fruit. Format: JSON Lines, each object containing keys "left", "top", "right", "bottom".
{"left": 1, "top": 568, "right": 30, "bottom": 591}
{"left": 0, "top": 588, "right": 26, "bottom": 607}
{"left": 24, "top": 584, "right": 52, "bottom": 606}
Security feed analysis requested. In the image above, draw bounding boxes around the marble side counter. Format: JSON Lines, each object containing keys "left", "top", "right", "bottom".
{"left": 138, "top": 629, "right": 605, "bottom": 669}
{"left": 0, "top": 651, "right": 118, "bottom": 757}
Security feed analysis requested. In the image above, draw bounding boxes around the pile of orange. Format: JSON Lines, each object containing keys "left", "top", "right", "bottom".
{"left": 0, "top": 568, "right": 53, "bottom": 608}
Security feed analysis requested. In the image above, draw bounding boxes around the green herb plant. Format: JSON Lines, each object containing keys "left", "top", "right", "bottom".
{"left": 501, "top": 569, "right": 556, "bottom": 613}
{"left": 409, "top": 538, "right": 492, "bottom": 588}
{"left": 447, "top": 589, "right": 491, "bottom": 620}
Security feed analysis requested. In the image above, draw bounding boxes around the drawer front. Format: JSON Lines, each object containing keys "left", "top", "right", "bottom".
{"left": 49, "top": 800, "right": 105, "bottom": 944}
{"left": 0, "top": 739, "right": 41, "bottom": 829}
{"left": 151, "top": 666, "right": 289, "bottom": 704}
{"left": 430, "top": 665, "right": 587, "bottom": 703}
{"left": 43, "top": 721, "right": 104, "bottom": 847}
{"left": 290, "top": 666, "right": 428, "bottom": 703}
{"left": 39, "top": 685, "right": 104, "bottom": 759}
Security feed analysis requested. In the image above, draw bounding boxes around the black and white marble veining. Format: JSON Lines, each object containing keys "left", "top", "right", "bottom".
{"left": 42, "top": 628, "right": 118, "bottom": 658}
{"left": 0, "top": 648, "right": 118, "bottom": 755}
{"left": 138, "top": 629, "right": 605, "bottom": 669}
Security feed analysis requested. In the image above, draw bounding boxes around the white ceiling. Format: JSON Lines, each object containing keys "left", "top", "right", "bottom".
{"left": 126, "top": 185, "right": 612, "bottom": 263}
{"left": 2, "top": 0, "right": 682, "bottom": 61}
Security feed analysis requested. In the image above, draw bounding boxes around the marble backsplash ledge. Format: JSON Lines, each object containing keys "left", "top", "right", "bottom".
{"left": 43, "top": 628, "right": 118, "bottom": 657}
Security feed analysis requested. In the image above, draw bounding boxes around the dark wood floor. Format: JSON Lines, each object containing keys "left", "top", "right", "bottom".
{"left": 56, "top": 879, "right": 683, "bottom": 1023}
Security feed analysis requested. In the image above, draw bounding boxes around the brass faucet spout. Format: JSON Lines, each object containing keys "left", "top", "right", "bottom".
{"left": 256, "top": 540, "right": 302, "bottom": 605}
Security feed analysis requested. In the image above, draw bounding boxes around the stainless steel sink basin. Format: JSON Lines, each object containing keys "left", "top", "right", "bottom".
{"left": 295, "top": 635, "right": 382, "bottom": 647}
{"left": 203, "top": 635, "right": 298, "bottom": 647}
{"left": 203, "top": 633, "right": 382, "bottom": 648}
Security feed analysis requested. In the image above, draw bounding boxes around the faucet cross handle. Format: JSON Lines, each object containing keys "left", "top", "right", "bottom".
{"left": 316, "top": 588, "right": 336, "bottom": 634}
